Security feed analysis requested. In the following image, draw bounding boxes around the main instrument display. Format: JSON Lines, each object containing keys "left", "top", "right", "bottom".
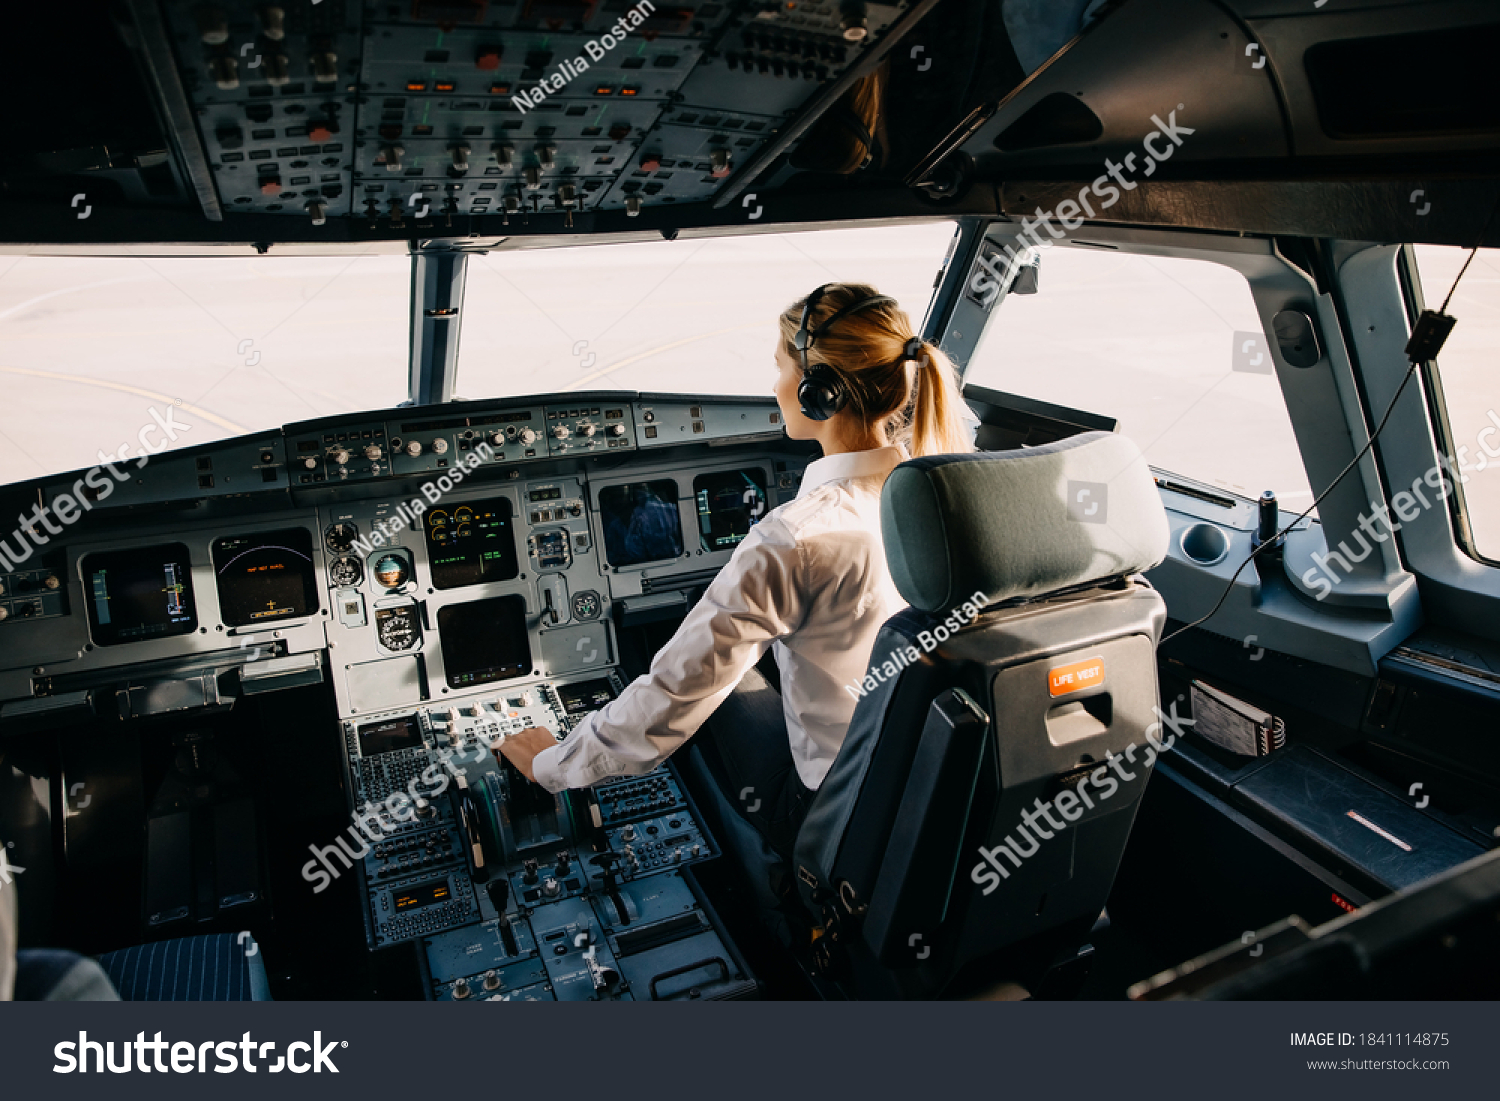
{"left": 82, "top": 543, "right": 198, "bottom": 646}
{"left": 424, "top": 497, "right": 519, "bottom": 590}
{"left": 212, "top": 528, "right": 320, "bottom": 626}
{"left": 598, "top": 480, "right": 683, "bottom": 567}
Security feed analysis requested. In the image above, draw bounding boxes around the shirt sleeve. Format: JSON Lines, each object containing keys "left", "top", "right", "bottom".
{"left": 532, "top": 518, "right": 805, "bottom": 793}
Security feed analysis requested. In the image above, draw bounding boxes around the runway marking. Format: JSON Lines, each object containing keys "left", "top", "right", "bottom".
{"left": 0, "top": 366, "right": 246, "bottom": 434}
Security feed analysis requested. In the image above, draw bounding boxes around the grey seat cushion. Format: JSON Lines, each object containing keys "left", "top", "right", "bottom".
{"left": 881, "top": 431, "right": 1169, "bottom": 612}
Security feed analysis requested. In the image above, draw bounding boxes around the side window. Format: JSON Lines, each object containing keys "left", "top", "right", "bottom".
{"left": 1411, "top": 245, "right": 1500, "bottom": 563}
{"left": 963, "top": 247, "right": 1313, "bottom": 508}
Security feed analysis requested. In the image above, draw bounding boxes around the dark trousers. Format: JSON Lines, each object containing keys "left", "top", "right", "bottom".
{"left": 697, "top": 666, "right": 814, "bottom": 859}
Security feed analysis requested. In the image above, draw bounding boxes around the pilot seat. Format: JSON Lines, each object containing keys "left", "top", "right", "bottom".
{"left": 684, "top": 429, "right": 1171, "bottom": 999}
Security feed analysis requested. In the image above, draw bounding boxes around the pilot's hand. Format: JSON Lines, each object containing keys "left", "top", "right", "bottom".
{"left": 496, "top": 726, "right": 557, "bottom": 784}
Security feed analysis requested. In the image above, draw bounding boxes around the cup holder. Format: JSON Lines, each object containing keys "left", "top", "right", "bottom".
{"left": 1180, "top": 522, "right": 1231, "bottom": 566}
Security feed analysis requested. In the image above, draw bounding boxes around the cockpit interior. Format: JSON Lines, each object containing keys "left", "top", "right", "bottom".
{"left": 1, "top": 0, "right": 1498, "bottom": 1002}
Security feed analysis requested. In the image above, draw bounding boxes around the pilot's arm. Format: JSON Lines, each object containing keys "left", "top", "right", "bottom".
{"left": 498, "top": 517, "right": 805, "bottom": 789}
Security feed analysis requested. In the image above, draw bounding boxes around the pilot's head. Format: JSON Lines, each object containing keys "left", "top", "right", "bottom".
{"left": 774, "top": 283, "right": 972, "bottom": 457}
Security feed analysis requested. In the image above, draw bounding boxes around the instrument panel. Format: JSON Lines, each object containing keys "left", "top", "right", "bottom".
{"left": 0, "top": 394, "right": 809, "bottom": 729}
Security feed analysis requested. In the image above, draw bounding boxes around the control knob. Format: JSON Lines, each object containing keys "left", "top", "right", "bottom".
{"left": 541, "top": 875, "right": 561, "bottom": 898}
{"left": 521, "top": 858, "right": 539, "bottom": 885}
{"left": 453, "top": 977, "right": 471, "bottom": 1000}
{"left": 489, "top": 431, "right": 506, "bottom": 447}
{"left": 578, "top": 424, "right": 596, "bottom": 438}
{"left": 303, "top": 457, "right": 317, "bottom": 469}
{"left": 606, "top": 423, "right": 626, "bottom": 437}
{"left": 405, "top": 440, "right": 422, "bottom": 457}
{"left": 620, "top": 824, "right": 636, "bottom": 842}
{"left": 517, "top": 428, "right": 538, "bottom": 446}
{"left": 551, "top": 424, "right": 570, "bottom": 440}
{"left": 364, "top": 444, "right": 382, "bottom": 461}
{"left": 44, "top": 575, "right": 59, "bottom": 590}
{"left": 431, "top": 438, "right": 449, "bottom": 454}
{"left": 482, "top": 970, "right": 501, "bottom": 992}
{"left": 330, "top": 448, "right": 350, "bottom": 465}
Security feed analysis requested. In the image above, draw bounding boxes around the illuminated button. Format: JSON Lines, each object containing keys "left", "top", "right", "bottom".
{"left": 309, "top": 121, "right": 336, "bottom": 143}
{"left": 476, "top": 45, "right": 503, "bottom": 70}
{"left": 640, "top": 154, "right": 661, "bottom": 172}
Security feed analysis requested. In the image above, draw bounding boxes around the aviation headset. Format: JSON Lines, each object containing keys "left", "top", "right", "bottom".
{"left": 794, "top": 283, "right": 925, "bottom": 422}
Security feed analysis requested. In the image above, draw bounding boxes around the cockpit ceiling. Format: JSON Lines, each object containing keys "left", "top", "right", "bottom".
{"left": 0, "top": 0, "right": 1496, "bottom": 248}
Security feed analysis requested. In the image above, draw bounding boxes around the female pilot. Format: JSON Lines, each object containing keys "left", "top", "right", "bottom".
{"left": 499, "top": 282, "right": 975, "bottom": 855}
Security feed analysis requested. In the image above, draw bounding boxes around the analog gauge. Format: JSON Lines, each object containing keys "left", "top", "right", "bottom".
{"left": 329, "top": 555, "right": 363, "bottom": 588}
{"left": 427, "top": 510, "right": 448, "bottom": 529}
{"left": 429, "top": 526, "right": 450, "bottom": 544}
{"left": 375, "top": 606, "right": 420, "bottom": 652}
{"left": 325, "top": 522, "right": 358, "bottom": 553}
{"left": 372, "top": 552, "right": 410, "bottom": 589}
{"left": 572, "top": 590, "right": 602, "bottom": 620}
{"left": 455, "top": 523, "right": 472, "bottom": 539}
{"left": 455, "top": 506, "right": 473, "bottom": 522}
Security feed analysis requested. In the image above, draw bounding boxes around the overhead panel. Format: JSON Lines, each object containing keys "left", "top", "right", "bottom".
{"left": 153, "top": 0, "right": 911, "bottom": 225}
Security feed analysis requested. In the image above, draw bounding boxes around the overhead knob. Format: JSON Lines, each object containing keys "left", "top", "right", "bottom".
{"left": 492, "top": 143, "right": 514, "bottom": 166}
{"left": 259, "top": 5, "right": 286, "bottom": 40}
{"left": 523, "top": 165, "right": 541, "bottom": 189}
{"left": 303, "top": 457, "right": 317, "bottom": 470}
{"left": 541, "top": 875, "right": 560, "bottom": 897}
{"left": 43, "top": 575, "right": 59, "bottom": 590}
{"left": 209, "top": 56, "right": 239, "bottom": 90}
{"left": 551, "top": 424, "right": 570, "bottom": 439}
{"left": 382, "top": 144, "right": 405, "bottom": 171}
{"left": 0, "top": 607, "right": 7, "bottom": 622}
{"left": 306, "top": 200, "right": 327, "bottom": 225}
{"left": 432, "top": 438, "right": 449, "bottom": 454}
{"left": 364, "top": 444, "right": 382, "bottom": 461}
{"left": 625, "top": 195, "right": 642, "bottom": 217}
{"left": 578, "top": 424, "right": 596, "bottom": 437}
{"left": 621, "top": 824, "right": 635, "bottom": 842}
{"left": 264, "top": 54, "right": 291, "bottom": 86}
{"left": 405, "top": 440, "right": 422, "bottom": 457}
{"left": 518, "top": 428, "right": 537, "bottom": 445}
{"left": 709, "top": 148, "right": 731, "bottom": 178}
{"left": 196, "top": 6, "right": 229, "bottom": 44}
{"left": 606, "top": 423, "right": 625, "bottom": 437}
{"left": 453, "top": 977, "right": 471, "bottom": 999}
{"left": 536, "top": 144, "right": 556, "bottom": 170}
{"left": 482, "top": 970, "right": 501, "bottom": 991}
{"left": 312, "top": 50, "right": 338, "bottom": 83}
{"left": 489, "top": 431, "right": 505, "bottom": 447}
{"left": 330, "top": 448, "right": 350, "bottom": 465}
{"left": 450, "top": 144, "right": 471, "bottom": 173}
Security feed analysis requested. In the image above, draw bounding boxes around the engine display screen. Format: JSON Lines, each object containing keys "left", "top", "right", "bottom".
{"left": 598, "top": 479, "right": 683, "bottom": 567}
{"left": 211, "top": 528, "right": 319, "bottom": 627}
{"left": 437, "top": 594, "right": 531, "bottom": 688}
{"left": 357, "top": 715, "right": 423, "bottom": 757}
{"left": 557, "top": 678, "right": 616, "bottom": 719}
{"left": 393, "top": 877, "right": 452, "bottom": 912}
{"left": 694, "top": 469, "right": 769, "bottom": 552}
{"left": 83, "top": 543, "right": 197, "bottom": 646}
{"left": 424, "top": 497, "right": 519, "bottom": 590}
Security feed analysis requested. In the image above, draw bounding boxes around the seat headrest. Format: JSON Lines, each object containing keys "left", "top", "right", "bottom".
{"left": 880, "top": 431, "right": 1169, "bottom": 612}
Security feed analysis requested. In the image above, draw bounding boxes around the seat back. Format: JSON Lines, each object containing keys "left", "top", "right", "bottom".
{"left": 794, "top": 431, "right": 1169, "bottom": 998}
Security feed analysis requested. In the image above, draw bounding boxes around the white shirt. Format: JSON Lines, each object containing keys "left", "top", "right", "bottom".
{"left": 532, "top": 446, "right": 907, "bottom": 794}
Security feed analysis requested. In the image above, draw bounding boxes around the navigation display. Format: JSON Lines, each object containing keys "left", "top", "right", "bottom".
{"left": 83, "top": 543, "right": 197, "bottom": 646}
{"left": 598, "top": 479, "right": 683, "bottom": 567}
{"left": 437, "top": 594, "right": 531, "bottom": 688}
{"left": 212, "top": 528, "right": 320, "bottom": 626}
{"left": 694, "top": 469, "right": 769, "bottom": 552}
{"left": 423, "top": 497, "right": 519, "bottom": 590}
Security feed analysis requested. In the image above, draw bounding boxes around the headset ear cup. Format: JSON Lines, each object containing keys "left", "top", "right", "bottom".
{"left": 798, "top": 364, "right": 845, "bottom": 421}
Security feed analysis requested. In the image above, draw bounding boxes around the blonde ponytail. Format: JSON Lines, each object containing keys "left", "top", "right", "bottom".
{"left": 908, "top": 343, "right": 974, "bottom": 457}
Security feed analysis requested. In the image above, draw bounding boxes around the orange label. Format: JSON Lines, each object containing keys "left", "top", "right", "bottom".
{"left": 1049, "top": 657, "right": 1105, "bottom": 697}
